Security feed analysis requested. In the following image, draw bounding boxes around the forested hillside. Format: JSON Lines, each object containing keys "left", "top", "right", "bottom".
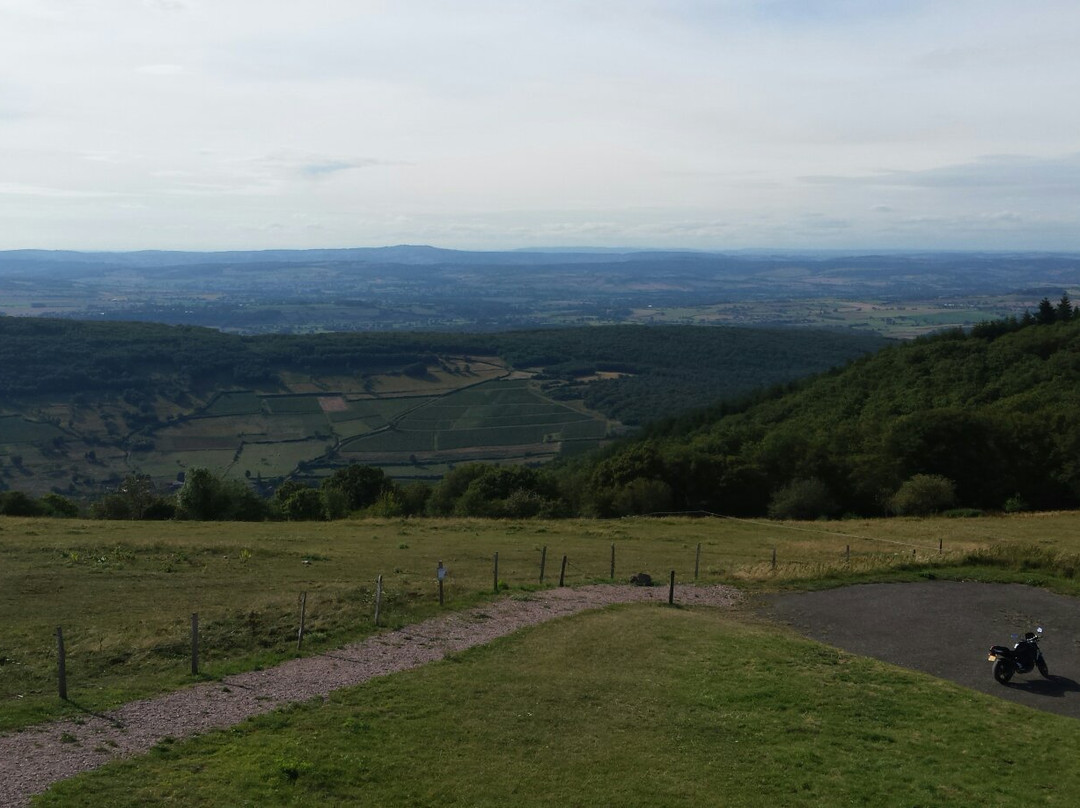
{"left": 8, "top": 312, "right": 1080, "bottom": 521}
{"left": 0, "top": 319, "right": 885, "bottom": 419}
{"left": 0, "top": 318, "right": 884, "bottom": 500}
{"left": 491, "top": 326, "right": 888, "bottom": 424}
{"left": 565, "top": 313, "right": 1080, "bottom": 518}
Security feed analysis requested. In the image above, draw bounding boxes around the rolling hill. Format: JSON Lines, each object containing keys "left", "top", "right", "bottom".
{"left": 0, "top": 318, "right": 886, "bottom": 499}
{"left": 566, "top": 314, "right": 1080, "bottom": 517}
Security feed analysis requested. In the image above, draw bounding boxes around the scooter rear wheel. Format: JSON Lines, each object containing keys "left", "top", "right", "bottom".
{"left": 993, "top": 659, "right": 1014, "bottom": 684}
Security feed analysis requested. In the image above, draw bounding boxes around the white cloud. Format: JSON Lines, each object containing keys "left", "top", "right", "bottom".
{"left": 0, "top": 182, "right": 123, "bottom": 199}
{"left": 135, "top": 64, "right": 187, "bottom": 76}
{"left": 0, "top": 0, "right": 1079, "bottom": 250}
{"left": 802, "top": 154, "right": 1080, "bottom": 199}
{"left": 143, "top": 0, "right": 187, "bottom": 11}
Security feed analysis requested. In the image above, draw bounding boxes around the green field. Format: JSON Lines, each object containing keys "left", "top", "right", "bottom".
{"left": 0, "top": 372, "right": 610, "bottom": 497}
{"left": 0, "top": 415, "right": 65, "bottom": 444}
{"left": 7, "top": 511, "right": 1080, "bottom": 804}
{"left": 339, "top": 379, "right": 607, "bottom": 462}
{"left": 32, "top": 598, "right": 1080, "bottom": 806}
{"left": 263, "top": 395, "right": 325, "bottom": 415}
{"left": 202, "top": 392, "right": 264, "bottom": 417}
{"left": 5, "top": 510, "right": 1080, "bottom": 734}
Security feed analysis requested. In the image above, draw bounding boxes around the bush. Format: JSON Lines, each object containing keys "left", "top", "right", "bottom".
{"left": 890, "top": 474, "right": 956, "bottom": 516}
{"left": 281, "top": 487, "right": 325, "bottom": 521}
{"left": 364, "top": 489, "right": 405, "bottom": 518}
{"left": 1003, "top": 493, "right": 1030, "bottom": 513}
{"left": 39, "top": 492, "right": 79, "bottom": 518}
{"left": 610, "top": 478, "right": 673, "bottom": 516}
{"left": 322, "top": 464, "right": 391, "bottom": 511}
{"left": 767, "top": 479, "right": 838, "bottom": 520}
{"left": 0, "top": 490, "right": 43, "bottom": 516}
{"left": 398, "top": 482, "right": 432, "bottom": 516}
{"left": 176, "top": 468, "right": 266, "bottom": 521}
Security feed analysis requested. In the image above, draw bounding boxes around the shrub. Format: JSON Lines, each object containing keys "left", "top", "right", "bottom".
{"left": 176, "top": 468, "right": 266, "bottom": 521}
{"left": 364, "top": 489, "right": 405, "bottom": 518}
{"left": 0, "top": 490, "right": 43, "bottom": 517}
{"left": 1003, "top": 493, "right": 1030, "bottom": 513}
{"left": 767, "top": 478, "right": 838, "bottom": 520}
{"left": 39, "top": 492, "right": 79, "bottom": 518}
{"left": 610, "top": 478, "right": 673, "bottom": 516}
{"left": 890, "top": 474, "right": 956, "bottom": 516}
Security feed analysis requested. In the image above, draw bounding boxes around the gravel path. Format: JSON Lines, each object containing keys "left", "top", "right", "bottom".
{"left": 0, "top": 583, "right": 741, "bottom": 807}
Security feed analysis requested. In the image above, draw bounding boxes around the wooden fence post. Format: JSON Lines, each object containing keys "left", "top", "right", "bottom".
{"left": 56, "top": 626, "right": 67, "bottom": 701}
{"left": 437, "top": 561, "right": 445, "bottom": 606}
{"left": 939, "top": 538, "right": 943, "bottom": 553}
{"left": 845, "top": 544, "right": 850, "bottom": 564}
{"left": 539, "top": 546, "right": 547, "bottom": 584}
{"left": 374, "top": 574, "right": 383, "bottom": 627}
{"left": 610, "top": 544, "right": 615, "bottom": 580}
{"left": 297, "top": 592, "right": 307, "bottom": 652}
{"left": 559, "top": 554, "right": 568, "bottom": 587}
{"left": 771, "top": 547, "right": 777, "bottom": 570}
{"left": 668, "top": 570, "right": 676, "bottom": 605}
{"left": 191, "top": 612, "right": 199, "bottom": 675}
{"left": 694, "top": 542, "right": 702, "bottom": 580}
{"left": 494, "top": 551, "right": 499, "bottom": 593}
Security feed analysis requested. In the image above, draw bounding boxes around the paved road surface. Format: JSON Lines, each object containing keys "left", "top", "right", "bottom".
{"left": 766, "top": 581, "right": 1080, "bottom": 719}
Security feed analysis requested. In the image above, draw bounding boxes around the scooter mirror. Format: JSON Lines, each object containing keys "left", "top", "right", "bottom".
{"left": 1037, "top": 627, "right": 1044, "bottom": 634}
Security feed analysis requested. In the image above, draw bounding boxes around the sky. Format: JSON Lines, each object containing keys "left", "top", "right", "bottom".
{"left": 1, "top": 0, "right": 1079, "bottom": 252}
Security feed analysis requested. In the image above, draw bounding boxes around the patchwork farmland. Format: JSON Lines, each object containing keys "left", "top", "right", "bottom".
{"left": 0, "top": 357, "right": 612, "bottom": 497}
{"left": 144, "top": 377, "right": 608, "bottom": 485}
{"left": 337, "top": 378, "right": 608, "bottom": 478}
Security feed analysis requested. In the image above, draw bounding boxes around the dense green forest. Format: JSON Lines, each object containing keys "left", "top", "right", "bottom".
{"left": 562, "top": 305, "right": 1080, "bottom": 518}
{"left": 0, "top": 318, "right": 885, "bottom": 423}
{"left": 489, "top": 325, "right": 889, "bottom": 425}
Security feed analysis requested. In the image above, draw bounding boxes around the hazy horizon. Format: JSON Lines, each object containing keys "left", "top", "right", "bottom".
{"left": 2, "top": 1, "right": 1079, "bottom": 253}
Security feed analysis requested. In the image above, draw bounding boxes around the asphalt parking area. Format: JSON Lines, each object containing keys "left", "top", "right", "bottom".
{"left": 764, "top": 581, "right": 1080, "bottom": 718}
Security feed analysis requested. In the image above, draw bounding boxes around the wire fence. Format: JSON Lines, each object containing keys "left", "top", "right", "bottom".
{"left": 23, "top": 524, "right": 958, "bottom": 711}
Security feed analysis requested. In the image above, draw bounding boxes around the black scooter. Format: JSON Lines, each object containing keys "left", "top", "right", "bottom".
{"left": 987, "top": 627, "right": 1049, "bottom": 684}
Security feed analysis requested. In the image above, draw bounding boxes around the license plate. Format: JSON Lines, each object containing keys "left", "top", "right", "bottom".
{"left": 987, "top": 654, "right": 997, "bottom": 662}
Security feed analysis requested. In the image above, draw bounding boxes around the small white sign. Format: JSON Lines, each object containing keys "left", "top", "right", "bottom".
{"left": 437, "top": 564, "right": 447, "bottom": 581}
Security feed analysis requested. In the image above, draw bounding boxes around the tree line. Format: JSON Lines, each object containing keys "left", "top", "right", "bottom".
{"left": 0, "top": 462, "right": 567, "bottom": 521}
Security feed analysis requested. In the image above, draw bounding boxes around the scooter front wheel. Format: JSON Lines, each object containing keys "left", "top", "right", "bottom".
{"left": 1037, "top": 657, "right": 1050, "bottom": 678}
{"left": 993, "top": 659, "right": 1014, "bottom": 684}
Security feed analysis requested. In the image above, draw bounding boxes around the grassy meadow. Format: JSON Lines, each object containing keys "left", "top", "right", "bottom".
{"left": 35, "top": 605, "right": 1080, "bottom": 807}
{"left": 5, "top": 511, "right": 1080, "bottom": 735}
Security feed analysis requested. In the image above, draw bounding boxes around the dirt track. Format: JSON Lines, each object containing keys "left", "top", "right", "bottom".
{"left": 765, "top": 581, "right": 1080, "bottom": 718}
